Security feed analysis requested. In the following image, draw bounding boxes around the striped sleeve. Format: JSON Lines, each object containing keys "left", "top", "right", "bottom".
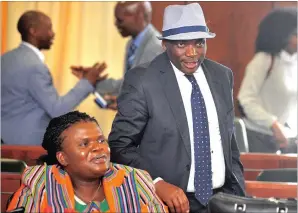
{"left": 135, "top": 169, "right": 168, "bottom": 213}
{"left": 6, "top": 184, "right": 36, "bottom": 212}
{"left": 7, "top": 165, "right": 46, "bottom": 212}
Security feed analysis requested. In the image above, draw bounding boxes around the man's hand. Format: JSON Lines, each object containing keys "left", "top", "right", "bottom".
{"left": 155, "top": 180, "right": 189, "bottom": 213}
{"left": 271, "top": 121, "right": 288, "bottom": 148}
{"left": 71, "top": 62, "right": 108, "bottom": 84}
{"left": 104, "top": 95, "right": 118, "bottom": 110}
{"left": 71, "top": 65, "right": 85, "bottom": 79}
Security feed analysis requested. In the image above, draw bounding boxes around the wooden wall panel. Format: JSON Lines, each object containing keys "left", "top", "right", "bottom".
{"left": 1, "top": 145, "right": 46, "bottom": 166}
{"left": 151, "top": 1, "right": 185, "bottom": 32}
{"left": 150, "top": 2, "right": 288, "bottom": 115}
{"left": 273, "top": 1, "right": 297, "bottom": 8}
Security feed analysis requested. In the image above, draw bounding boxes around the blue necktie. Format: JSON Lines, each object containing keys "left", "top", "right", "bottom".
{"left": 185, "top": 74, "right": 213, "bottom": 206}
{"left": 126, "top": 42, "right": 137, "bottom": 72}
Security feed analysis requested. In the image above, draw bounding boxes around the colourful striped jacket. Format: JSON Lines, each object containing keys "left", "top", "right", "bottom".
{"left": 7, "top": 163, "right": 168, "bottom": 213}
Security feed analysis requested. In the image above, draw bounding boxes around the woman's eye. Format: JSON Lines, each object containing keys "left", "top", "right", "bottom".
{"left": 79, "top": 141, "right": 88, "bottom": 147}
{"left": 98, "top": 139, "right": 105, "bottom": 143}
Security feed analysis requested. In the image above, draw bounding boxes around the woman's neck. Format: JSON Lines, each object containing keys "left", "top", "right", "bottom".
{"left": 71, "top": 176, "right": 104, "bottom": 203}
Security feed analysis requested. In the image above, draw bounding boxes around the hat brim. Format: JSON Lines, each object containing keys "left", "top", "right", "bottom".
{"left": 157, "top": 31, "right": 216, "bottom": 40}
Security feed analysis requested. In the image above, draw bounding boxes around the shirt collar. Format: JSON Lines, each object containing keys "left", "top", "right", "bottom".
{"left": 132, "top": 24, "right": 151, "bottom": 48}
{"left": 21, "top": 41, "right": 45, "bottom": 62}
{"left": 279, "top": 50, "right": 297, "bottom": 63}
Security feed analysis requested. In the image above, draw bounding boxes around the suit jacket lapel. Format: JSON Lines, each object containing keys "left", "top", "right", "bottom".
{"left": 201, "top": 62, "right": 230, "bottom": 161}
{"left": 158, "top": 53, "right": 191, "bottom": 160}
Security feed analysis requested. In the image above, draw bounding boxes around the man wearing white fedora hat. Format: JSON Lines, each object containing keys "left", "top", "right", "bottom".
{"left": 109, "top": 3, "right": 245, "bottom": 213}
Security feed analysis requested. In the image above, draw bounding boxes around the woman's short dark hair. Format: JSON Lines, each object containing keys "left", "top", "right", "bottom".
{"left": 38, "top": 111, "right": 98, "bottom": 165}
{"left": 255, "top": 7, "right": 297, "bottom": 54}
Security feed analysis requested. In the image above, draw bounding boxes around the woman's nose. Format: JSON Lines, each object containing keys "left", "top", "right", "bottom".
{"left": 91, "top": 141, "right": 102, "bottom": 152}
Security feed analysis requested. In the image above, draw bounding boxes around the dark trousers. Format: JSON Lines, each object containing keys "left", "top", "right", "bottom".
{"left": 186, "top": 188, "right": 222, "bottom": 213}
{"left": 246, "top": 128, "right": 297, "bottom": 153}
{"left": 186, "top": 192, "right": 208, "bottom": 213}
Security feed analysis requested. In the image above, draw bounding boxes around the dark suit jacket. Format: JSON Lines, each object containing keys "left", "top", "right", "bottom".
{"left": 109, "top": 52, "right": 246, "bottom": 196}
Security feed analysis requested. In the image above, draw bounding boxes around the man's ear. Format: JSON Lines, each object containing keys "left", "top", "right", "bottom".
{"left": 56, "top": 151, "right": 68, "bottom": 167}
{"left": 28, "top": 27, "right": 36, "bottom": 37}
{"left": 136, "top": 5, "right": 143, "bottom": 20}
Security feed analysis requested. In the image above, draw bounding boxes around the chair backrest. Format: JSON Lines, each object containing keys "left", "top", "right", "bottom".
{"left": 6, "top": 192, "right": 15, "bottom": 211}
{"left": 1, "top": 145, "right": 46, "bottom": 166}
{"left": 234, "top": 117, "right": 249, "bottom": 152}
{"left": 241, "top": 153, "right": 297, "bottom": 169}
{"left": 1, "top": 158, "right": 27, "bottom": 173}
{"left": 1, "top": 159, "right": 27, "bottom": 212}
{"left": 256, "top": 168, "right": 297, "bottom": 183}
{"left": 245, "top": 180, "right": 297, "bottom": 198}
{"left": 1, "top": 172, "right": 22, "bottom": 213}
{"left": 6, "top": 207, "right": 25, "bottom": 213}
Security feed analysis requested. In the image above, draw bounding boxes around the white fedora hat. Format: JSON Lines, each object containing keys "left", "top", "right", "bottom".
{"left": 157, "top": 3, "right": 215, "bottom": 40}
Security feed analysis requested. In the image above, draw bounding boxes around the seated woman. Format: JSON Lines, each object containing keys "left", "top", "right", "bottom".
{"left": 7, "top": 111, "right": 168, "bottom": 213}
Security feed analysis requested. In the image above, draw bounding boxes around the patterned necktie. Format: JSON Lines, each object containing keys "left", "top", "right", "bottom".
{"left": 126, "top": 42, "right": 137, "bottom": 72}
{"left": 185, "top": 74, "right": 213, "bottom": 206}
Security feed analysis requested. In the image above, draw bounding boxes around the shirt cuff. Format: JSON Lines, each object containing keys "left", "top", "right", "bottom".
{"left": 79, "top": 78, "right": 95, "bottom": 93}
{"left": 153, "top": 177, "right": 163, "bottom": 184}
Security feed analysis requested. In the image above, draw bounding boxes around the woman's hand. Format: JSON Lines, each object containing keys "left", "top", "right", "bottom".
{"left": 271, "top": 121, "right": 288, "bottom": 148}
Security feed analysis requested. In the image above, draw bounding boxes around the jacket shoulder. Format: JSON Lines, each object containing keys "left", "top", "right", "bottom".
{"left": 147, "top": 27, "right": 162, "bottom": 47}
{"left": 21, "top": 165, "right": 47, "bottom": 188}
{"left": 125, "top": 60, "right": 152, "bottom": 80}
{"left": 204, "top": 58, "right": 232, "bottom": 73}
{"left": 2, "top": 46, "right": 45, "bottom": 71}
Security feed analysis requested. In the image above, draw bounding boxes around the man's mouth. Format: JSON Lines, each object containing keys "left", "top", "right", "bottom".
{"left": 183, "top": 61, "right": 198, "bottom": 69}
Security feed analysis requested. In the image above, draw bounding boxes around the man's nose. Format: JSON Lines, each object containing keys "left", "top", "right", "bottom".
{"left": 185, "top": 45, "right": 198, "bottom": 57}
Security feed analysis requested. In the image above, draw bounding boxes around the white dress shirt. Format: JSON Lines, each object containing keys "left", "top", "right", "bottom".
{"left": 21, "top": 41, "right": 45, "bottom": 63}
{"left": 171, "top": 62, "right": 225, "bottom": 191}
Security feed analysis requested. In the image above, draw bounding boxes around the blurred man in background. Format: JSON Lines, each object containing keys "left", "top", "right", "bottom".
{"left": 94, "top": 1, "right": 163, "bottom": 110}
{"left": 1, "top": 10, "right": 107, "bottom": 145}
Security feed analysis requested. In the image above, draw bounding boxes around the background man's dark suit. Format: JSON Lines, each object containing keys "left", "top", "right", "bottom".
{"left": 109, "top": 52, "right": 245, "bottom": 196}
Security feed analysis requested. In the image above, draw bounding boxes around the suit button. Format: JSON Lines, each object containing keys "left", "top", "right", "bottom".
{"left": 186, "top": 165, "right": 190, "bottom": 171}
